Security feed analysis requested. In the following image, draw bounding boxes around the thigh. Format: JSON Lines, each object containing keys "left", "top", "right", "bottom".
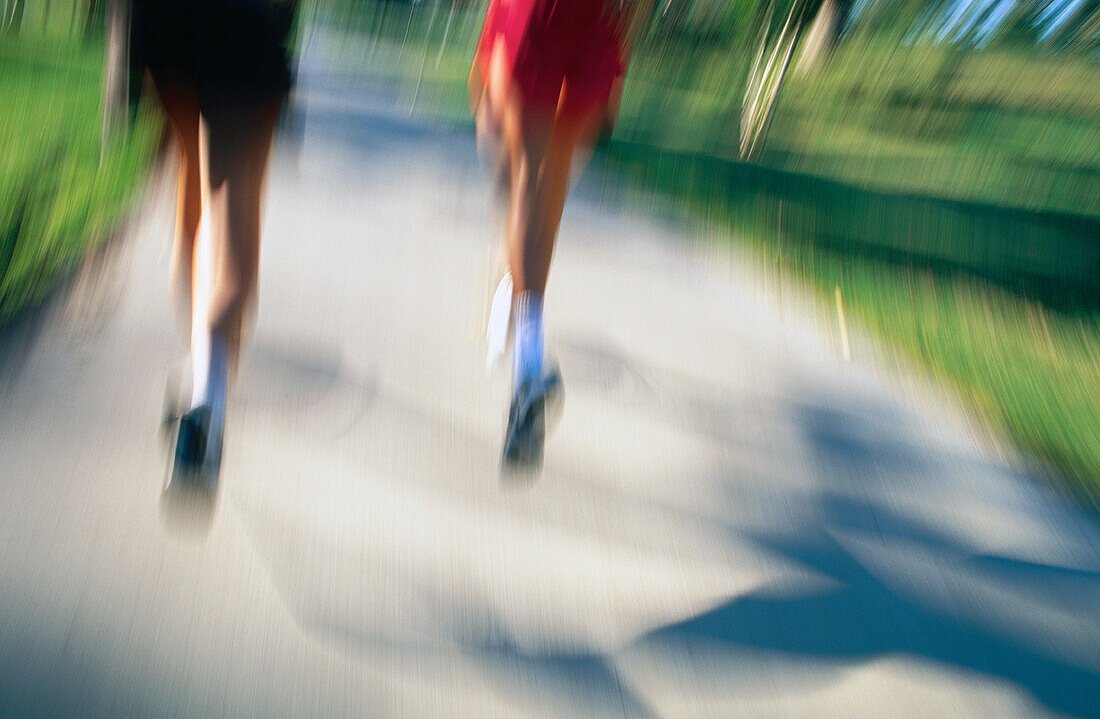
{"left": 550, "top": 103, "right": 604, "bottom": 169}
{"left": 498, "top": 84, "right": 555, "bottom": 186}
{"left": 151, "top": 82, "right": 201, "bottom": 148}
{"left": 200, "top": 92, "right": 283, "bottom": 192}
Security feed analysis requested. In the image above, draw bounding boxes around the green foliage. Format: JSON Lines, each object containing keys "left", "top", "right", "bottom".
{"left": 0, "top": 36, "right": 157, "bottom": 321}
{"left": 771, "top": 40, "right": 1100, "bottom": 217}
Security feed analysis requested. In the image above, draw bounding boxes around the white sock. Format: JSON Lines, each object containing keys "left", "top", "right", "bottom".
{"left": 190, "top": 330, "right": 229, "bottom": 422}
{"left": 513, "top": 291, "right": 544, "bottom": 387}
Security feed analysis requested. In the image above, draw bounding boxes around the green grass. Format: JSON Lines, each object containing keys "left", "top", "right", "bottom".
{"left": 603, "top": 145, "right": 1100, "bottom": 505}
{"left": 0, "top": 35, "right": 158, "bottom": 322}
{"left": 318, "top": 4, "right": 1100, "bottom": 504}
{"left": 803, "top": 240, "right": 1100, "bottom": 506}
{"left": 820, "top": 239, "right": 1100, "bottom": 503}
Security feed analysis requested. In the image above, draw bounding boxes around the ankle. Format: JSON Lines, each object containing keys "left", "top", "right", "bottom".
{"left": 513, "top": 291, "right": 544, "bottom": 386}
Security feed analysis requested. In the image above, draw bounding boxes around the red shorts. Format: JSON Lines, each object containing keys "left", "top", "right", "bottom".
{"left": 475, "top": 0, "right": 625, "bottom": 115}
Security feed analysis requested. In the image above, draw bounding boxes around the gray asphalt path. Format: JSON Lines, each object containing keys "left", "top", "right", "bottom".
{"left": 1, "top": 55, "right": 1099, "bottom": 718}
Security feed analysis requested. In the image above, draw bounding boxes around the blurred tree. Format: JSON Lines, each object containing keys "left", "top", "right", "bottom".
{"left": 85, "top": 0, "right": 103, "bottom": 39}
{"left": 740, "top": 0, "right": 854, "bottom": 158}
{"left": 101, "top": 0, "right": 130, "bottom": 151}
{"left": 795, "top": 0, "right": 852, "bottom": 73}
{"left": 2, "top": 0, "right": 25, "bottom": 34}
{"left": 1044, "top": 0, "right": 1100, "bottom": 52}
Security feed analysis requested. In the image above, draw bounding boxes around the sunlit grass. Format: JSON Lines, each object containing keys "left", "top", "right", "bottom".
{"left": 607, "top": 145, "right": 1100, "bottom": 505}
{"left": 800, "top": 242, "right": 1100, "bottom": 504}
{"left": 0, "top": 36, "right": 158, "bottom": 321}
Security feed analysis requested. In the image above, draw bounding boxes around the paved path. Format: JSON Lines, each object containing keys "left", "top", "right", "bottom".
{"left": 1, "top": 57, "right": 1098, "bottom": 718}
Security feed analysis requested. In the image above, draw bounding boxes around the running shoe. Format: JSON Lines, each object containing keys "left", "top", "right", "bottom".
{"left": 502, "top": 366, "right": 563, "bottom": 470}
{"left": 167, "top": 405, "right": 223, "bottom": 492}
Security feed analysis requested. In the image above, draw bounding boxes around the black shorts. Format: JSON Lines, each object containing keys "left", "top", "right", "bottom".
{"left": 131, "top": 0, "right": 297, "bottom": 99}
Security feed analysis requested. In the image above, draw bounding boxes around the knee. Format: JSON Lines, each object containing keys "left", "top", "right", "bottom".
{"left": 510, "top": 155, "right": 540, "bottom": 196}
{"left": 213, "top": 263, "right": 258, "bottom": 324}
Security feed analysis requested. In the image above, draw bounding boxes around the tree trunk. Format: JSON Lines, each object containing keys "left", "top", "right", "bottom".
{"left": 795, "top": 0, "right": 837, "bottom": 76}
{"left": 101, "top": 0, "right": 131, "bottom": 151}
{"left": 4, "top": 0, "right": 25, "bottom": 35}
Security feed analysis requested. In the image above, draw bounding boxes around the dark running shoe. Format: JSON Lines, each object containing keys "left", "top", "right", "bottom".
{"left": 161, "top": 404, "right": 224, "bottom": 535}
{"left": 167, "top": 405, "right": 223, "bottom": 492}
{"left": 502, "top": 368, "right": 563, "bottom": 471}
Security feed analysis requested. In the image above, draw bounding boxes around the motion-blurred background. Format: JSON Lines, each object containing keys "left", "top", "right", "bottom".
{"left": 2, "top": 0, "right": 1098, "bottom": 502}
